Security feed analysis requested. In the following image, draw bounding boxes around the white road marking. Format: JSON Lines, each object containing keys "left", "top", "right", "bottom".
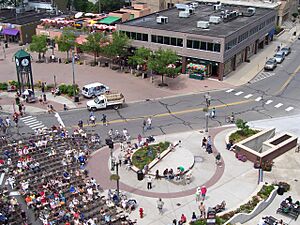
{"left": 21, "top": 117, "right": 36, "bottom": 122}
{"left": 285, "top": 107, "right": 294, "bottom": 112}
{"left": 255, "top": 97, "right": 262, "bottom": 102}
{"left": 27, "top": 121, "right": 41, "bottom": 126}
{"left": 226, "top": 89, "right": 234, "bottom": 93}
{"left": 29, "top": 122, "right": 43, "bottom": 128}
{"left": 20, "top": 115, "right": 33, "bottom": 120}
{"left": 23, "top": 118, "right": 37, "bottom": 124}
{"left": 244, "top": 94, "right": 253, "bottom": 99}
{"left": 31, "top": 124, "right": 46, "bottom": 129}
{"left": 265, "top": 100, "right": 273, "bottom": 105}
{"left": 9, "top": 191, "right": 20, "bottom": 196}
{"left": 0, "top": 173, "right": 4, "bottom": 185}
{"left": 235, "top": 91, "right": 243, "bottom": 96}
{"left": 274, "top": 103, "right": 283, "bottom": 108}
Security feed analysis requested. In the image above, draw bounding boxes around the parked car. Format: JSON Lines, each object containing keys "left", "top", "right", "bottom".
{"left": 281, "top": 46, "right": 291, "bottom": 56}
{"left": 264, "top": 58, "right": 277, "bottom": 71}
{"left": 82, "top": 82, "right": 109, "bottom": 98}
{"left": 274, "top": 51, "right": 285, "bottom": 63}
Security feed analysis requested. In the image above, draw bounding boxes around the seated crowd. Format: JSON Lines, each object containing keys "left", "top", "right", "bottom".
{"left": 0, "top": 125, "right": 135, "bottom": 225}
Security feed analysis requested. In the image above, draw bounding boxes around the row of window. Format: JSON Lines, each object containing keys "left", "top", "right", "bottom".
{"left": 124, "top": 31, "right": 148, "bottom": 42}
{"left": 151, "top": 35, "right": 183, "bottom": 47}
{"left": 186, "top": 39, "right": 221, "bottom": 52}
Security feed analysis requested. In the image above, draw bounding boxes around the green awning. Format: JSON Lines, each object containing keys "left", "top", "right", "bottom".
{"left": 99, "top": 16, "right": 121, "bottom": 25}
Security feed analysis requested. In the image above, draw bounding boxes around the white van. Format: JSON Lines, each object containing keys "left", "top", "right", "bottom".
{"left": 81, "top": 82, "right": 109, "bottom": 98}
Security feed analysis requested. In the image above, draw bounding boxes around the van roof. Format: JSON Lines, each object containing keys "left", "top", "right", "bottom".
{"left": 83, "top": 82, "right": 104, "bottom": 88}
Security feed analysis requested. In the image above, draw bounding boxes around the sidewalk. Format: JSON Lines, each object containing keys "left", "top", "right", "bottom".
{"left": 224, "top": 24, "right": 300, "bottom": 86}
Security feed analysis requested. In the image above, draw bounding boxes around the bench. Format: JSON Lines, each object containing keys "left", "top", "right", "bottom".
{"left": 276, "top": 207, "right": 299, "bottom": 220}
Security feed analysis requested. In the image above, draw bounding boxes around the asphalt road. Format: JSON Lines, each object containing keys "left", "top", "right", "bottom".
{"left": 9, "top": 39, "right": 300, "bottom": 140}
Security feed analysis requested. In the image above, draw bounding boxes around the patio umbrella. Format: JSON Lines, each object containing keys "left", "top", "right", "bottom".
{"left": 75, "top": 12, "right": 84, "bottom": 19}
{"left": 178, "top": 166, "right": 185, "bottom": 172}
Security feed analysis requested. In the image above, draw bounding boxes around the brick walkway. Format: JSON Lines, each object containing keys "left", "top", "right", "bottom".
{"left": 86, "top": 127, "right": 226, "bottom": 198}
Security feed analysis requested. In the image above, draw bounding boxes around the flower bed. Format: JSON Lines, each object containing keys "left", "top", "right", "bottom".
{"left": 229, "top": 129, "right": 260, "bottom": 143}
{"left": 132, "top": 142, "right": 170, "bottom": 170}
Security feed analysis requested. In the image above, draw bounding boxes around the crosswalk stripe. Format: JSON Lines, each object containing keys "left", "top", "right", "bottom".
{"left": 29, "top": 122, "right": 43, "bottom": 128}
{"left": 0, "top": 173, "right": 4, "bottom": 185}
{"left": 31, "top": 124, "right": 46, "bottom": 129}
{"left": 20, "top": 116, "right": 33, "bottom": 120}
{"left": 28, "top": 121, "right": 42, "bottom": 127}
{"left": 9, "top": 191, "right": 20, "bottom": 196}
{"left": 235, "top": 91, "right": 243, "bottom": 96}
{"left": 266, "top": 100, "right": 273, "bottom": 105}
{"left": 285, "top": 107, "right": 294, "bottom": 112}
{"left": 244, "top": 94, "right": 253, "bottom": 99}
{"left": 23, "top": 118, "right": 37, "bottom": 124}
{"left": 274, "top": 103, "right": 283, "bottom": 108}
{"left": 255, "top": 97, "right": 262, "bottom": 102}
{"left": 226, "top": 89, "right": 234, "bottom": 93}
{"left": 21, "top": 117, "right": 36, "bottom": 122}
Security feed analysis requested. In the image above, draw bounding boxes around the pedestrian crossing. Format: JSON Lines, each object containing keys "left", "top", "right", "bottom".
{"left": 249, "top": 71, "right": 276, "bottom": 84}
{"left": 224, "top": 89, "right": 295, "bottom": 112}
{"left": 20, "top": 116, "right": 47, "bottom": 130}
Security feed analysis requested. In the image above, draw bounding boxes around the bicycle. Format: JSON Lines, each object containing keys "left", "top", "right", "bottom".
{"left": 225, "top": 115, "right": 235, "bottom": 124}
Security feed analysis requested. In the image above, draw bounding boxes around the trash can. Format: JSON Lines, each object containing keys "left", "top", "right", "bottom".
{"left": 277, "top": 186, "right": 285, "bottom": 195}
{"left": 74, "top": 95, "right": 80, "bottom": 102}
{"left": 206, "top": 207, "right": 216, "bottom": 225}
{"left": 137, "top": 170, "right": 144, "bottom": 181}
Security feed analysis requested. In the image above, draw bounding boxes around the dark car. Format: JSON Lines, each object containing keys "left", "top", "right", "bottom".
{"left": 264, "top": 58, "right": 277, "bottom": 71}
{"left": 281, "top": 46, "right": 291, "bottom": 56}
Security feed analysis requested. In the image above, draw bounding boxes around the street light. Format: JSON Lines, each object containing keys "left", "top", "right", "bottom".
{"left": 71, "top": 49, "right": 76, "bottom": 102}
{"left": 111, "top": 161, "right": 120, "bottom": 201}
{"left": 204, "top": 92, "right": 211, "bottom": 133}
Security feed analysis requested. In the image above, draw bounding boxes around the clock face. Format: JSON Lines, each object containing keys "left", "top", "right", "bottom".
{"left": 21, "top": 58, "right": 29, "bottom": 67}
{"left": 15, "top": 58, "right": 19, "bottom": 66}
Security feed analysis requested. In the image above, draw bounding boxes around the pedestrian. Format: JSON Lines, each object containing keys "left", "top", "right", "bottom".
{"left": 13, "top": 115, "right": 18, "bottom": 127}
{"left": 195, "top": 187, "right": 201, "bottom": 202}
{"left": 120, "top": 141, "right": 125, "bottom": 151}
{"left": 18, "top": 104, "right": 23, "bottom": 116}
{"left": 143, "top": 119, "right": 147, "bottom": 132}
{"left": 204, "top": 92, "right": 211, "bottom": 106}
{"left": 199, "top": 201, "right": 206, "bottom": 219}
{"left": 157, "top": 198, "right": 164, "bottom": 214}
{"left": 200, "top": 186, "right": 207, "bottom": 201}
{"left": 147, "top": 117, "right": 152, "bottom": 130}
{"left": 191, "top": 212, "right": 197, "bottom": 222}
{"left": 5, "top": 117, "right": 11, "bottom": 127}
{"left": 22, "top": 104, "right": 25, "bottom": 115}
{"left": 63, "top": 104, "right": 68, "bottom": 111}
{"left": 118, "top": 152, "right": 123, "bottom": 166}
{"left": 101, "top": 114, "right": 108, "bottom": 126}
{"left": 179, "top": 214, "right": 187, "bottom": 224}
{"left": 172, "top": 219, "right": 177, "bottom": 225}
{"left": 202, "top": 137, "right": 207, "bottom": 149}
{"left": 147, "top": 176, "right": 152, "bottom": 189}
{"left": 41, "top": 82, "right": 45, "bottom": 94}
{"left": 15, "top": 95, "right": 20, "bottom": 106}
{"left": 215, "top": 152, "right": 221, "bottom": 166}
{"left": 211, "top": 107, "right": 216, "bottom": 118}
{"left": 155, "top": 169, "right": 160, "bottom": 179}
{"left": 43, "top": 93, "right": 47, "bottom": 103}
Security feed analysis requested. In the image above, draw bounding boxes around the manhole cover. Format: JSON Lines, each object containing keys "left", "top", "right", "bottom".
{"left": 194, "top": 156, "right": 204, "bottom": 163}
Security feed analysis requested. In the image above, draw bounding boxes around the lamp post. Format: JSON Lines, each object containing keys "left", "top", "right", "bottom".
{"left": 71, "top": 50, "right": 76, "bottom": 101}
{"left": 204, "top": 92, "right": 211, "bottom": 133}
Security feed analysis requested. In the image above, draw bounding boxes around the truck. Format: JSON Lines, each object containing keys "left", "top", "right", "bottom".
{"left": 86, "top": 91, "right": 125, "bottom": 111}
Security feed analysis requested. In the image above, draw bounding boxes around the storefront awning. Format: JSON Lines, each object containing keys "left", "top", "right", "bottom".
{"left": 99, "top": 16, "right": 121, "bottom": 25}
{"left": 1, "top": 28, "right": 19, "bottom": 36}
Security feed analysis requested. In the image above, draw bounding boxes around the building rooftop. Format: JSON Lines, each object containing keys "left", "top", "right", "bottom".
{"left": 121, "top": 3, "right": 275, "bottom": 38}
{"left": 0, "top": 9, "right": 56, "bottom": 25}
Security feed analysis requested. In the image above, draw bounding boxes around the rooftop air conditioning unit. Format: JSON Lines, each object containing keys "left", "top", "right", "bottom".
{"left": 179, "top": 11, "right": 190, "bottom": 18}
{"left": 214, "top": 3, "right": 222, "bottom": 11}
{"left": 188, "top": 7, "right": 195, "bottom": 14}
{"left": 156, "top": 16, "right": 168, "bottom": 24}
{"left": 191, "top": 2, "right": 199, "bottom": 8}
{"left": 247, "top": 7, "right": 256, "bottom": 14}
{"left": 209, "top": 16, "right": 221, "bottom": 24}
{"left": 197, "top": 21, "right": 210, "bottom": 29}
{"left": 176, "top": 4, "right": 188, "bottom": 11}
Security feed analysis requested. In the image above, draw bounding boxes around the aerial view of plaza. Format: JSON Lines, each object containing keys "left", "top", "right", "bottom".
{"left": 0, "top": 0, "right": 300, "bottom": 225}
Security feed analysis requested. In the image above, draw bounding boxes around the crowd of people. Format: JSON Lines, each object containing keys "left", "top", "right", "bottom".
{"left": 0, "top": 125, "right": 136, "bottom": 225}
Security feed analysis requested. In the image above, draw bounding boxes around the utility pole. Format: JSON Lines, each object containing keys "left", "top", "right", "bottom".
{"left": 204, "top": 92, "right": 211, "bottom": 133}
{"left": 71, "top": 50, "right": 76, "bottom": 101}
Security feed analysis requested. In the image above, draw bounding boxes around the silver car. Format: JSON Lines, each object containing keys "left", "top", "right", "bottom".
{"left": 281, "top": 46, "right": 291, "bottom": 56}
{"left": 274, "top": 51, "right": 285, "bottom": 63}
{"left": 264, "top": 58, "right": 277, "bottom": 71}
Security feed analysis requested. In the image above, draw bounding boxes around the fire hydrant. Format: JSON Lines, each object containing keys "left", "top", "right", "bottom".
{"left": 139, "top": 207, "right": 144, "bottom": 218}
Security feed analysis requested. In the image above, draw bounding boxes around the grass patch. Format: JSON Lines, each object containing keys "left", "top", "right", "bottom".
{"left": 132, "top": 142, "right": 170, "bottom": 170}
{"left": 229, "top": 129, "right": 260, "bottom": 143}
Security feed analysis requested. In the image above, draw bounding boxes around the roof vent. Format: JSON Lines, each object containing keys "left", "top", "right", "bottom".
{"left": 156, "top": 16, "right": 168, "bottom": 24}
{"left": 197, "top": 21, "right": 210, "bottom": 29}
{"left": 176, "top": 4, "right": 188, "bottom": 10}
{"left": 179, "top": 11, "right": 190, "bottom": 18}
{"left": 209, "top": 16, "right": 221, "bottom": 24}
{"left": 247, "top": 7, "right": 256, "bottom": 15}
{"left": 191, "top": 2, "right": 199, "bottom": 8}
{"left": 223, "top": 11, "right": 239, "bottom": 22}
{"left": 214, "top": 3, "right": 222, "bottom": 11}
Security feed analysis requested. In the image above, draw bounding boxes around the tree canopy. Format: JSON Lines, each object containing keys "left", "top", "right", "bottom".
{"left": 128, "top": 47, "right": 151, "bottom": 67}
{"left": 55, "top": 30, "right": 76, "bottom": 61}
{"left": 71, "top": 0, "right": 126, "bottom": 13}
{"left": 28, "top": 35, "right": 48, "bottom": 61}
{"left": 148, "top": 48, "right": 181, "bottom": 85}
{"left": 81, "top": 32, "right": 107, "bottom": 64}
{"left": 102, "top": 32, "right": 130, "bottom": 60}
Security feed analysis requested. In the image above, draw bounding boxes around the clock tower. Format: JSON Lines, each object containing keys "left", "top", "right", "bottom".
{"left": 14, "top": 49, "right": 34, "bottom": 96}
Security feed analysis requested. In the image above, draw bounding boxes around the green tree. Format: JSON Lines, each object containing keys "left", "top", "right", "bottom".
{"left": 235, "top": 119, "right": 250, "bottom": 134}
{"left": 95, "top": 0, "right": 125, "bottom": 13}
{"left": 128, "top": 47, "right": 151, "bottom": 68}
{"left": 28, "top": 35, "right": 48, "bottom": 62}
{"left": 73, "top": 0, "right": 96, "bottom": 12}
{"left": 81, "top": 32, "right": 107, "bottom": 64}
{"left": 148, "top": 48, "right": 180, "bottom": 85}
{"left": 55, "top": 29, "right": 76, "bottom": 61}
{"left": 102, "top": 32, "right": 129, "bottom": 65}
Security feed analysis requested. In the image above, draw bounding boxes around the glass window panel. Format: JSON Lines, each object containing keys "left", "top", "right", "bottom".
{"left": 214, "top": 43, "right": 220, "bottom": 52}
{"left": 151, "top": 35, "right": 156, "bottom": 43}
{"left": 157, "top": 36, "right": 163, "bottom": 44}
{"left": 137, "top": 33, "right": 142, "bottom": 40}
{"left": 193, "top": 40, "right": 200, "bottom": 49}
{"left": 200, "top": 41, "right": 207, "bottom": 50}
{"left": 142, "top": 34, "right": 148, "bottom": 41}
{"left": 164, "top": 36, "right": 170, "bottom": 45}
{"left": 177, "top": 38, "right": 183, "bottom": 47}
{"left": 207, "top": 42, "right": 213, "bottom": 51}
{"left": 171, "top": 37, "right": 176, "bottom": 46}
{"left": 187, "top": 40, "right": 192, "bottom": 48}
{"left": 125, "top": 32, "right": 130, "bottom": 38}
{"left": 131, "top": 32, "right": 136, "bottom": 40}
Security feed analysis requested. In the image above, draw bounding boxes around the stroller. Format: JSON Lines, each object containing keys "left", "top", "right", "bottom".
{"left": 213, "top": 201, "right": 226, "bottom": 213}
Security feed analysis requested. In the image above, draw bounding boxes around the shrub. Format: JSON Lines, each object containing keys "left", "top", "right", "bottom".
{"left": 58, "top": 84, "right": 79, "bottom": 97}
{"left": 8, "top": 80, "right": 20, "bottom": 87}
{"left": 0, "top": 82, "right": 8, "bottom": 90}
{"left": 275, "top": 26, "right": 283, "bottom": 35}
{"left": 258, "top": 185, "right": 275, "bottom": 199}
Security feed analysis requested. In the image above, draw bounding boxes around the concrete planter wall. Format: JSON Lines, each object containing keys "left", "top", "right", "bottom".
{"left": 223, "top": 186, "right": 278, "bottom": 224}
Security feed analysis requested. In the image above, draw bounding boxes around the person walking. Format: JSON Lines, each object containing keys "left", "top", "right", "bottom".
{"left": 5, "top": 116, "right": 11, "bottom": 128}
{"left": 147, "top": 176, "right": 153, "bottom": 190}
{"left": 199, "top": 201, "right": 206, "bottom": 219}
{"left": 215, "top": 152, "right": 221, "bottom": 166}
{"left": 201, "top": 137, "right": 207, "bottom": 149}
{"left": 147, "top": 117, "right": 152, "bottom": 130}
{"left": 157, "top": 198, "right": 164, "bottom": 214}
{"left": 200, "top": 186, "right": 207, "bottom": 201}
{"left": 143, "top": 119, "right": 147, "bottom": 132}
{"left": 101, "top": 114, "right": 108, "bottom": 126}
